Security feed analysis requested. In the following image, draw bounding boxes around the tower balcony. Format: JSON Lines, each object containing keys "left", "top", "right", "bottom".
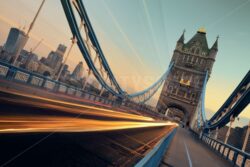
{"left": 184, "top": 61, "right": 196, "bottom": 68}
{"left": 179, "top": 78, "right": 191, "bottom": 86}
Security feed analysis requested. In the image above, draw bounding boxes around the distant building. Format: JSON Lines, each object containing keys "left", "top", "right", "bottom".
{"left": 37, "top": 44, "right": 67, "bottom": 77}
{"left": 24, "top": 53, "right": 39, "bottom": 72}
{"left": 71, "top": 61, "right": 84, "bottom": 81}
{"left": 0, "top": 28, "right": 28, "bottom": 64}
{"left": 59, "top": 64, "right": 70, "bottom": 81}
{"left": 62, "top": 62, "right": 85, "bottom": 88}
{"left": 37, "top": 62, "right": 54, "bottom": 78}
{"left": 91, "top": 80, "right": 100, "bottom": 89}
{"left": 17, "top": 50, "right": 30, "bottom": 65}
{"left": 44, "top": 44, "right": 67, "bottom": 74}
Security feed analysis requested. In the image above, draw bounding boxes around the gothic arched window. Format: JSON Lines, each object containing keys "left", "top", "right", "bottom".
{"left": 196, "top": 48, "right": 200, "bottom": 54}
{"left": 168, "top": 85, "right": 173, "bottom": 93}
{"left": 191, "top": 48, "right": 195, "bottom": 53}
{"left": 196, "top": 57, "right": 199, "bottom": 63}
{"left": 200, "top": 59, "right": 203, "bottom": 65}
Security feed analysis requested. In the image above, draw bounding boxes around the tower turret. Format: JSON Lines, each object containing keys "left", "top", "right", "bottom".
{"left": 206, "top": 36, "right": 218, "bottom": 74}
{"left": 209, "top": 36, "right": 218, "bottom": 60}
{"left": 176, "top": 30, "right": 185, "bottom": 51}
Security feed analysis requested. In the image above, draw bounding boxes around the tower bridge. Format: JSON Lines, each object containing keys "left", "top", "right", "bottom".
{"left": 156, "top": 28, "right": 218, "bottom": 126}
{"left": 0, "top": 0, "right": 249, "bottom": 166}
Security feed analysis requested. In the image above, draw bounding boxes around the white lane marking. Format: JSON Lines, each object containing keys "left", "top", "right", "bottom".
{"left": 184, "top": 141, "right": 193, "bottom": 167}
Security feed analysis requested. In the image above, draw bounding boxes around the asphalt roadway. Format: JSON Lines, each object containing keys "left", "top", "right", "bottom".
{"left": 0, "top": 85, "right": 176, "bottom": 133}
{"left": 0, "top": 80, "right": 232, "bottom": 167}
{"left": 0, "top": 82, "right": 176, "bottom": 166}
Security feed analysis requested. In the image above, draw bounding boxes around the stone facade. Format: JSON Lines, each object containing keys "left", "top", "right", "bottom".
{"left": 156, "top": 28, "right": 218, "bottom": 125}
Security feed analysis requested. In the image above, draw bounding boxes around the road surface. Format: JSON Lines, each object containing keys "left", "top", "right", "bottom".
{"left": 0, "top": 84, "right": 177, "bottom": 166}
{"left": 0, "top": 89, "right": 176, "bottom": 133}
{"left": 0, "top": 126, "right": 176, "bottom": 167}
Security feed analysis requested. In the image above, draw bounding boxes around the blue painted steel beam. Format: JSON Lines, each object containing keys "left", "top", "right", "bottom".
{"left": 61, "top": 0, "right": 174, "bottom": 103}
{"left": 206, "top": 87, "right": 249, "bottom": 130}
{"left": 129, "top": 62, "right": 173, "bottom": 97}
{"left": 61, "top": 0, "right": 123, "bottom": 97}
{"left": 74, "top": 0, "right": 124, "bottom": 94}
{"left": 205, "top": 70, "right": 250, "bottom": 130}
{"left": 208, "top": 70, "right": 250, "bottom": 123}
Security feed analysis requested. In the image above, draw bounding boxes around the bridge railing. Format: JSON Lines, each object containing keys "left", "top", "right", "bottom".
{"left": 135, "top": 128, "right": 177, "bottom": 167}
{"left": 0, "top": 61, "right": 116, "bottom": 106}
{"left": 0, "top": 61, "right": 166, "bottom": 119}
{"left": 201, "top": 134, "right": 250, "bottom": 167}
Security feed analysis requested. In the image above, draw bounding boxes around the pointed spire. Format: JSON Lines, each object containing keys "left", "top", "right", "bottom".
{"left": 177, "top": 29, "right": 185, "bottom": 43}
{"left": 211, "top": 35, "right": 219, "bottom": 51}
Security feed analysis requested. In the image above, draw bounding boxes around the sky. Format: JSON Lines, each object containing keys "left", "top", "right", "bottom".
{"left": 0, "top": 0, "right": 249, "bottom": 126}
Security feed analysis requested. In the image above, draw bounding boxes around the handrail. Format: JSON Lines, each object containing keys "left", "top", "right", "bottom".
{"left": 135, "top": 128, "right": 177, "bottom": 167}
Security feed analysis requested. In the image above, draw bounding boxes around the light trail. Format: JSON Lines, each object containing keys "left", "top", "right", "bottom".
{"left": 0, "top": 88, "right": 154, "bottom": 122}
{"left": 0, "top": 88, "right": 177, "bottom": 133}
{"left": 0, "top": 115, "right": 176, "bottom": 133}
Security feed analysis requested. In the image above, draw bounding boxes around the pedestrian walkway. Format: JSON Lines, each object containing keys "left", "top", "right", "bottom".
{"left": 160, "top": 128, "right": 232, "bottom": 167}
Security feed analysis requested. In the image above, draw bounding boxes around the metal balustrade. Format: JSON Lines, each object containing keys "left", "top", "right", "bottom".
{"left": 201, "top": 135, "right": 250, "bottom": 167}
{"left": 0, "top": 61, "right": 166, "bottom": 119}
{"left": 135, "top": 128, "right": 177, "bottom": 167}
{"left": 0, "top": 61, "right": 116, "bottom": 107}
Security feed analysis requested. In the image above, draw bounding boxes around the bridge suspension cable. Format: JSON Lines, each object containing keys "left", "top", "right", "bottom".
{"left": 194, "top": 70, "right": 250, "bottom": 133}
{"left": 205, "top": 70, "right": 250, "bottom": 131}
{"left": 128, "top": 62, "right": 174, "bottom": 103}
{"left": 196, "top": 71, "right": 208, "bottom": 128}
{"left": 61, "top": 0, "right": 173, "bottom": 103}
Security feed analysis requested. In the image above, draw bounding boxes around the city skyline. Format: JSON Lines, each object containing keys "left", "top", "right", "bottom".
{"left": 0, "top": 0, "right": 249, "bottom": 122}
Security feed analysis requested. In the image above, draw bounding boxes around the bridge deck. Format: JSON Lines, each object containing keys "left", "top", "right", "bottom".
{"left": 160, "top": 128, "right": 232, "bottom": 167}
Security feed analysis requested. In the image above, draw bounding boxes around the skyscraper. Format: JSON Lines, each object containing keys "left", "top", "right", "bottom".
{"left": 45, "top": 44, "right": 67, "bottom": 74}
{"left": 71, "top": 61, "right": 84, "bottom": 81}
{"left": 59, "top": 64, "right": 70, "bottom": 81}
{"left": 1, "top": 28, "right": 28, "bottom": 63}
{"left": 56, "top": 44, "right": 67, "bottom": 56}
{"left": 0, "top": 0, "right": 45, "bottom": 65}
{"left": 37, "top": 44, "right": 67, "bottom": 77}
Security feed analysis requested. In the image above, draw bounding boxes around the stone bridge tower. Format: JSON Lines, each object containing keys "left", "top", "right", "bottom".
{"left": 156, "top": 28, "right": 218, "bottom": 126}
